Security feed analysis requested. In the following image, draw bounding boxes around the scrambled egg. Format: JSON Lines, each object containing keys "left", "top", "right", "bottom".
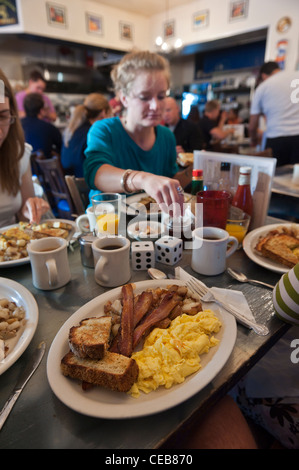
{"left": 129, "top": 310, "right": 222, "bottom": 398}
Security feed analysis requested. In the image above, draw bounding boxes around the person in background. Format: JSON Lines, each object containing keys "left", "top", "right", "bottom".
{"left": 187, "top": 105, "right": 201, "bottom": 124}
{"left": 61, "top": 93, "right": 111, "bottom": 177}
{"left": 163, "top": 96, "right": 203, "bottom": 157}
{"left": 249, "top": 61, "right": 299, "bottom": 166}
{"left": 198, "top": 99, "right": 234, "bottom": 148}
{"left": 226, "top": 107, "right": 242, "bottom": 124}
{"left": 0, "top": 69, "right": 49, "bottom": 228}
{"left": 15, "top": 70, "right": 57, "bottom": 123}
{"left": 21, "top": 93, "right": 62, "bottom": 158}
{"left": 109, "top": 93, "right": 124, "bottom": 117}
{"left": 83, "top": 50, "right": 193, "bottom": 216}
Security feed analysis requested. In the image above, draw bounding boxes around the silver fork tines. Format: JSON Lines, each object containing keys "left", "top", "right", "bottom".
{"left": 186, "top": 277, "right": 269, "bottom": 336}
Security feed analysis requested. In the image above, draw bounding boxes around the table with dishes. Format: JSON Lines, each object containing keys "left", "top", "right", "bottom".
{"left": 0, "top": 203, "right": 293, "bottom": 450}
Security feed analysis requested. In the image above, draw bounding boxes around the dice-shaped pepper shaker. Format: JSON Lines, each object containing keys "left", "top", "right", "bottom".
{"left": 131, "top": 241, "right": 155, "bottom": 270}
{"left": 154, "top": 236, "right": 183, "bottom": 266}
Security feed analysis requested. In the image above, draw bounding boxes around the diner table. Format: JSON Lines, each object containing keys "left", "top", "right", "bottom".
{"left": 0, "top": 216, "right": 290, "bottom": 450}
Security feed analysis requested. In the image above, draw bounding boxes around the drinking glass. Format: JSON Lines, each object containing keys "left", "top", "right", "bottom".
{"left": 225, "top": 206, "right": 251, "bottom": 247}
{"left": 91, "top": 193, "right": 122, "bottom": 236}
{"left": 196, "top": 190, "right": 231, "bottom": 229}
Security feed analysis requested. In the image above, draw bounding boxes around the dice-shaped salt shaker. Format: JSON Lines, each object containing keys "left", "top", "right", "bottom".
{"left": 131, "top": 241, "right": 155, "bottom": 270}
{"left": 155, "top": 236, "right": 183, "bottom": 266}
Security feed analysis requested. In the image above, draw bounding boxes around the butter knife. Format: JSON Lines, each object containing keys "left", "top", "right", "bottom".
{"left": 0, "top": 341, "right": 46, "bottom": 431}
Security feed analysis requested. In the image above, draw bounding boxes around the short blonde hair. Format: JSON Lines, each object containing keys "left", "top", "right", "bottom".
{"left": 111, "top": 49, "right": 171, "bottom": 96}
{"left": 205, "top": 100, "right": 220, "bottom": 113}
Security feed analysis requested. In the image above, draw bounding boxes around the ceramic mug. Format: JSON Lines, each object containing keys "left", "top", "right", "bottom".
{"left": 27, "top": 237, "right": 71, "bottom": 290}
{"left": 191, "top": 226, "right": 238, "bottom": 276}
{"left": 76, "top": 206, "right": 96, "bottom": 233}
{"left": 92, "top": 236, "right": 131, "bottom": 287}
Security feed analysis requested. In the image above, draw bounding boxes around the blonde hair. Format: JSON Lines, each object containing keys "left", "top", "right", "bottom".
{"left": 205, "top": 100, "right": 220, "bottom": 113}
{"left": 111, "top": 49, "right": 171, "bottom": 96}
{"left": 0, "top": 68, "right": 25, "bottom": 196}
{"left": 64, "top": 93, "right": 111, "bottom": 146}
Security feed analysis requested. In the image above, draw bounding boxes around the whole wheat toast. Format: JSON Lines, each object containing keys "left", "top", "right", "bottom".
{"left": 69, "top": 316, "right": 112, "bottom": 359}
{"left": 61, "top": 350, "right": 139, "bottom": 392}
{"left": 255, "top": 228, "right": 299, "bottom": 268}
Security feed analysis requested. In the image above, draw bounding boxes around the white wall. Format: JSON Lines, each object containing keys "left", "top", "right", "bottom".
{"left": 1, "top": 0, "right": 299, "bottom": 74}
{"left": 150, "top": 0, "right": 299, "bottom": 71}
{"left": 12, "top": 0, "right": 150, "bottom": 51}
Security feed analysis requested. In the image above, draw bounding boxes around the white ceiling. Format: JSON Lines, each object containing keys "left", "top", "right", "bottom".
{"left": 89, "top": 0, "right": 193, "bottom": 17}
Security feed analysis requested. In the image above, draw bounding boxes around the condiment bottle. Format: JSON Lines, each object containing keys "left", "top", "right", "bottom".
{"left": 231, "top": 166, "right": 253, "bottom": 216}
{"left": 218, "top": 162, "right": 231, "bottom": 192}
{"left": 191, "top": 169, "right": 204, "bottom": 195}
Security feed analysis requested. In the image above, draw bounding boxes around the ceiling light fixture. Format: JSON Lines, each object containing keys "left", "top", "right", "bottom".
{"left": 155, "top": 0, "right": 183, "bottom": 54}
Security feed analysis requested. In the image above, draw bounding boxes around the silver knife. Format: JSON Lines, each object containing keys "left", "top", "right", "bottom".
{"left": 0, "top": 341, "right": 46, "bottom": 431}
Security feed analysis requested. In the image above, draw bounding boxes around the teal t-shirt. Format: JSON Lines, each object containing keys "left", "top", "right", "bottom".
{"left": 83, "top": 117, "right": 179, "bottom": 192}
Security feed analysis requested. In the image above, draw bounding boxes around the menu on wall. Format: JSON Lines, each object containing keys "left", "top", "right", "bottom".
{"left": 0, "top": 0, "right": 19, "bottom": 27}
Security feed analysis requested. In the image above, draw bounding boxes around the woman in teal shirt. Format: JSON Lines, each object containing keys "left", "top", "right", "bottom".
{"left": 84, "top": 50, "right": 192, "bottom": 215}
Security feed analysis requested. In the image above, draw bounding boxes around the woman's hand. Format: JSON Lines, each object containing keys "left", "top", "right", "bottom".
{"left": 136, "top": 172, "right": 184, "bottom": 217}
{"left": 21, "top": 197, "right": 50, "bottom": 224}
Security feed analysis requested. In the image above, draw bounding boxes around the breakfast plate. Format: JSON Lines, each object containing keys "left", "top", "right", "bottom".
{"left": 243, "top": 223, "right": 299, "bottom": 274}
{"left": 0, "top": 277, "right": 39, "bottom": 375}
{"left": 0, "top": 219, "right": 76, "bottom": 268}
{"left": 47, "top": 279, "right": 237, "bottom": 419}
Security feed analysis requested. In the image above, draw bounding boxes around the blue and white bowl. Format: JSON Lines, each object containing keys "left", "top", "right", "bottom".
{"left": 273, "top": 262, "right": 299, "bottom": 325}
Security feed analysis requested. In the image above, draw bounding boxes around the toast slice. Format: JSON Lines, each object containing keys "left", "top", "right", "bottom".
{"left": 257, "top": 233, "right": 299, "bottom": 268}
{"left": 61, "top": 350, "right": 139, "bottom": 392}
{"left": 69, "top": 316, "right": 112, "bottom": 359}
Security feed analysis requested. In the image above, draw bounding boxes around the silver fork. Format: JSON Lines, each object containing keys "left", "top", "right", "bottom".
{"left": 186, "top": 277, "right": 269, "bottom": 336}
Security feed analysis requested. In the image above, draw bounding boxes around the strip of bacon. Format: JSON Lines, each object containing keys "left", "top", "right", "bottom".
{"left": 109, "top": 289, "right": 153, "bottom": 353}
{"left": 133, "top": 292, "right": 181, "bottom": 349}
{"left": 117, "top": 284, "right": 134, "bottom": 357}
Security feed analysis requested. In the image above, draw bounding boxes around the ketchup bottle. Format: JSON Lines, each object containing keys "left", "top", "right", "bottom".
{"left": 231, "top": 166, "right": 253, "bottom": 216}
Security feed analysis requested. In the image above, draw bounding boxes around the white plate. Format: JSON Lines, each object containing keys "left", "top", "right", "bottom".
{"left": 0, "top": 277, "right": 39, "bottom": 375}
{"left": 243, "top": 223, "right": 299, "bottom": 274}
{"left": 47, "top": 279, "right": 237, "bottom": 419}
{"left": 122, "top": 193, "right": 161, "bottom": 218}
{"left": 123, "top": 193, "right": 192, "bottom": 218}
{"left": 127, "top": 220, "right": 166, "bottom": 240}
{"left": 0, "top": 219, "right": 77, "bottom": 268}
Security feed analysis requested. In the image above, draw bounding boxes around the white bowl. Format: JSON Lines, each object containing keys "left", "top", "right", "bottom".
{"left": 127, "top": 221, "right": 166, "bottom": 241}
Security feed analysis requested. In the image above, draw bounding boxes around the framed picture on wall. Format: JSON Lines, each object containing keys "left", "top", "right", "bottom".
{"left": 229, "top": 0, "right": 248, "bottom": 21}
{"left": 86, "top": 12, "right": 103, "bottom": 35}
{"left": 164, "top": 20, "right": 175, "bottom": 39}
{"left": 46, "top": 2, "right": 67, "bottom": 27}
{"left": 193, "top": 10, "right": 209, "bottom": 29}
{"left": 120, "top": 22, "right": 133, "bottom": 41}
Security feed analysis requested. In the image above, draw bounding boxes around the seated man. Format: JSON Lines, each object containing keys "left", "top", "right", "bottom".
{"left": 21, "top": 93, "right": 62, "bottom": 158}
{"left": 199, "top": 100, "right": 234, "bottom": 149}
{"left": 163, "top": 97, "right": 203, "bottom": 157}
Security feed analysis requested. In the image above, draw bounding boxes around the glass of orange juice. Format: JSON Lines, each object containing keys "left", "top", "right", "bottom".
{"left": 225, "top": 207, "right": 251, "bottom": 248}
{"left": 91, "top": 193, "right": 122, "bottom": 236}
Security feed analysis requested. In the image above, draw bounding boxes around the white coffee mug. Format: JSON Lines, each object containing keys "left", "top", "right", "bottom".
{"left": 27, "top": 237, "right": 71, "bottom": 290}
{"left": 76, "top": 206, "right": 96, "bottom": 233}
{"left": 191, "top": 227, "right": 238, "bottom": 276}
{"left": 92, "top": 236, "right": 131, "bottom": 287}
